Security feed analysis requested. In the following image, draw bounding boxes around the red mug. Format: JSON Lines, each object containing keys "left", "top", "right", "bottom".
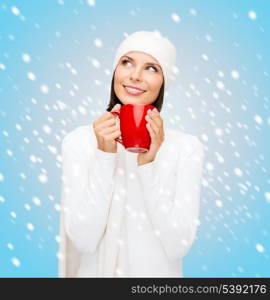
{"left": 111, "top": 103, "right": 156, "bottom": 153}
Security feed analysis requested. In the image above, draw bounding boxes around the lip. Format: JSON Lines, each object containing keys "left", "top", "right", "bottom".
{"left": 123, "top": 85, "right": 146, "bottom": 96}
{"left": 124, "top": 85, "right": 146, "bottom": 91}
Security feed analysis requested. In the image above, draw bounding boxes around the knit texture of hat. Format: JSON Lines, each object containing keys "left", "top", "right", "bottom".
{"left": 112, "top": 31, "right": 177, "bottom": 91}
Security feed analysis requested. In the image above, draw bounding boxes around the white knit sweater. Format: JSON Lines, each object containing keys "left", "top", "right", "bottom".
{"left": 58, "top": 123, "right": 204, "bottom": 277}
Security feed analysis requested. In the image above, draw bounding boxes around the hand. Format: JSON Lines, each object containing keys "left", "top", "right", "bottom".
{"left": 137, "top": 107, "right": 165, "bottom": 166}
{"left": 92, "top": 104, "right": 121, "bottom": 153}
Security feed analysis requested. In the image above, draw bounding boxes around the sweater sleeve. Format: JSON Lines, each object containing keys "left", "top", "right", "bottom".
{"left": 135, "top": 136, "right": 204, "bottom": 261}
{"left": 61, "top": 135, "right": 117, "bottom": 254}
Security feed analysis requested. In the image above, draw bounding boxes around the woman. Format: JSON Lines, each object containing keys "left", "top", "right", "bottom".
{"left": 58, "top": 31, "right": 205, "bottom": 277}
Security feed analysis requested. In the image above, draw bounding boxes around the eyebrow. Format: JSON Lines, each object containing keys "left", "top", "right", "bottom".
{"left": 122, "top": 55, "right": 161, "bottom": 69}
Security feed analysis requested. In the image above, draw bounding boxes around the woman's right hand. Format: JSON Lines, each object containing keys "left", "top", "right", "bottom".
{"left": 92, "top": 104, "right": 121, "bottom": 153}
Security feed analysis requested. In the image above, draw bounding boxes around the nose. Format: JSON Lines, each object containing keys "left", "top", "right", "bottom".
{"left": 130, "top": 67, "right": 143, "bottom": 82}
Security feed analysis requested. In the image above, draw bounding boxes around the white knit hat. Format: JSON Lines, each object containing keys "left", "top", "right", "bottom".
{"left": 112, "top": 31, "right": 177, "bottom": 91}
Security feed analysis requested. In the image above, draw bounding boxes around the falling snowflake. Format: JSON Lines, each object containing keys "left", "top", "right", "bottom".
{"left": 216, "top": 81, "right": 225, "bottom": 90}
{"left": 15, "top": 123, "right": 22, "bottom": 131}
{"left": 265, "top": 192, "right": 270, "bottom": 203}
{"left": 231, "top": 70, "right": 240, "bottom": 79}
{"left": 54, "top": 204, "right": 61, "bottom": 211}
{"left": 11, "top": 6, "right": 20, "bottom": 15}
{"left": 27, "top": 72, "right": 36, "bottom": 81}
{"left": 0, "top": 63, "right": 6, "bottom": 70}
{"left": 190, "top": 8, "right": 197, "bottom": 16}
{"left": 48, "top": 145, "right": 57, "bottom": 154}
{"left": 248, "top": 10, "right": 257, "bottom": 20}
{"left": 24, "top": 203, "right": 31, "bottom": 210}
{"left": 29, "top": 155, "right": 37, "bottom": 163}
{"left": 234, "top": 168, "right": 243, "bottom": 177}
{"left": 214, "top": 128, "right": 223, "bottom": 136}
{"left": 94, "top": 38, "right": 103, "bottom": 48}
{"left": 201, "top": 134, "right": 208, "bottom": 142}
{"left": 205, "top": 34, "right": 213, "bottom": 42}
{"left": 91, "top": 58, "right": 100, "bottom": 68}
{"left": 171, "top": 13, "right": 181, "bottom": 23}
{"left": 43, "top": 124, "right": 51, "bottom": 134}
{"left": 87, "top": 0, "right": 95, "bottom": 7}
{"left": 38, "top": 174, "right": 48, "bottom": 183}
{"left": 254, "top": 115, "right": 263, "bottom": 125}
{"left": 206, "top": 162, "right": 214, "bottom": 171}
{"left": 32, "top": 196, "right": 41, "bottom": 206}
{"left": 215, "top": 200, "right": 223, "bottom": 207}
{"left": 10, "top": 211, "right": 17, "bottom": 218}
{"left": 6, "top": 149, "right": 13, "bottom": 157}
{"left": 256, "top": 244, "right": 264, "bottom": 253}
{"left": 201, "top": 54, "right": 209, "bottom": 61}
{"left": 7, "top": 243, "right": 14, "bottom": 250}
{"left": 11, "top": 257, "right": 21, "bottom": 267}
{"left": 22, "top": 53, "right": 31, "bottom": 63}
{"left": 215, "top": 152, "right": 225, "bottom": 163}
{"left": 218, "top": 71, "right": 225, "bottom": 77}
{"left": 27, "top": 223, "right": 34, "bottom": 231}
{"left": 40, "top": 84, "right": 49, "bottom": 94}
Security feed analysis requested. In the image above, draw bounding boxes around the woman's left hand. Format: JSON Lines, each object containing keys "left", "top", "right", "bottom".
{"left": 137, "top": 107, "right": 165, "bottom": 166}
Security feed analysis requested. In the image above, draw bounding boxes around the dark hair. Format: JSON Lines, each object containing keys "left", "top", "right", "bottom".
{"left": 106, "top": 72, "right": 165, "bottom": 113}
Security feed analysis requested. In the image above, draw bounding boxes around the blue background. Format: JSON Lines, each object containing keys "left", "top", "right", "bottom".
{"left": 0, "top": 0, "right": 269, "bottom": 277}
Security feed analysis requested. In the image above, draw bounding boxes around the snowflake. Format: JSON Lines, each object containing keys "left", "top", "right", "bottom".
{"left": 27, "top": 72, "right": 36, "bottom": 81}
{"left": 27, "top": 223, "right": 34, "bottom": 231}
{"left": 11, "top": 257, "right": 21, "bottom": 267}
{"left": 87, "top": 0, "right": 95, "bottom": 7}
{"left": 171, "top": 13, "right": 181, "bottom": 23}
{"left": 22, "top": 53, "right": 31, "bottom": 63}
{"left": 256, "top": 244, "right": 264, "bottom": 253}
{"left": 231, "top": 70, "right": 240, "bottom": 80}
{"left": 11, "top": 6, "right": 20, "bottom": 15}
{"left": 248, "top": 10, "right": 257, "bottom": 20}
{"left": 94, "top": 38, "right": 103, "bottom": 48}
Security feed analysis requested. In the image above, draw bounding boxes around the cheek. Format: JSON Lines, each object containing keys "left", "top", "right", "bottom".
{"left": 114, "top": 66, "right": 129, "bottom": 81}
{"left": 114, "top": 69, "right": 122, "bottom": 83}
{"left": 114, "top": 72, "right": 124, "bottom": 92}
{"left": 147, "top": 77, "right": 163, "bottom": 93}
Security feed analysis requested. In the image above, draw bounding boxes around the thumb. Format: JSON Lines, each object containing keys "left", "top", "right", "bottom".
{"left": 111, "top": 103, "right": 121, "bottom": 112}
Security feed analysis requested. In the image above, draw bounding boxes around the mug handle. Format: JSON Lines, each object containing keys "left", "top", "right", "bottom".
{"left": 110, "top": 111, "right": 123, "bottom": 145}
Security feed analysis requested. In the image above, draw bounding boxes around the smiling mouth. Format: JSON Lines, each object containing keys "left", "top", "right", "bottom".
{"left": 123, "top": 85, "right": 146, "bottom": 95}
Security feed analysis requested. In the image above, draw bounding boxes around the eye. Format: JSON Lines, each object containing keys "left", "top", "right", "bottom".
{"left": 121, "top": 59, "right": 158, "bottom": 72}
{"left": 122, "top": 59, "right": 131, "bottom": 66}
{"left": 147, "top": 66, "right": 158, "bottom": 72}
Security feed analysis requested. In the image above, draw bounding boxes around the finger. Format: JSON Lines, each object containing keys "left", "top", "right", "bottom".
{"left": 110, "top": 112, "right": 120, "bottom": 124}
{"left": 104, "top": 128, "right": 121, "bottom": 141}
{"left": 97, "top": 112, "right": 113, "bottom": 124}
{"left": 146, "top": 122, "right": 155, "bottom": 139}
{"left": 145, "top": 115, "right": 159, "bottom": 135}
{"left": 100, "top": 123, "right": 118, "bottom": 135}
{"left": 111, "top": 103, "right": 121, "bottom": 112}
{"left": 148, "top": 110, "right": 163, "bottom": 127}
{"left": 98, "top": 109, "right": 119, "bottom": 126}
{"left": 96, "top": 118, "right": 116, "bottom": 131}
{"left": 99, "top": 125, "right": 119, "bottom": 135}
{"left": 110, "top": 104, "right": 121, "bottom": 119}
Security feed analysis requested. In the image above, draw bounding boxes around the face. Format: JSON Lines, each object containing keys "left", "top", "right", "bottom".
{"left": 113, "top": 51, "right": 164, "bottom": 105}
